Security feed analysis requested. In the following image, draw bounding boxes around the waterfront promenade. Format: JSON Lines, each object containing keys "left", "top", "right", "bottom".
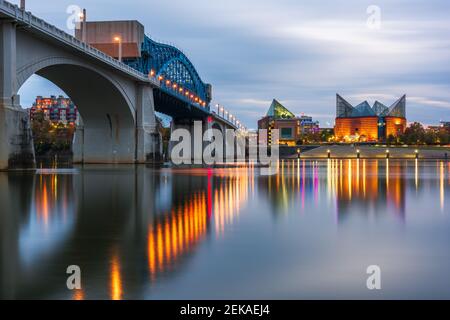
{"left": 298, "top": 145, "right": 450, "bottom": 159}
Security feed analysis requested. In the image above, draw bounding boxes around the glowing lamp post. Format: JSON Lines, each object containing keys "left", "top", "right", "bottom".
{"left": 327, "top": 149, "right": 331, "bottom": 159}
{"left": 386, "top": 149, "right": 390, "bottom": 159}
{"left": 356, "top": 149, "right": 360, "bottom": 159}
{"left": 80, "top": 9, "right": 87, "bottom": 43}
{"left": 297, "top": 148, "right": 301, "bottom": 159}
{"left": 114, "top": 36, "right": 122, "bottom": 62}
{"left": 415, "top": 149, "right": 419, "bottom": 159}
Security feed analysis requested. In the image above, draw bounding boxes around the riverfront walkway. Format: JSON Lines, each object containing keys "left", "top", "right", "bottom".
{"left": 298, "top": 145, "right": 450, "bottom": 159}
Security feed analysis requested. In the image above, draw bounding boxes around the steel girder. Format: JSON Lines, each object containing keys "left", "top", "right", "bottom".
{"left": 124, "top": 36, "right": 211, "bottom": 107}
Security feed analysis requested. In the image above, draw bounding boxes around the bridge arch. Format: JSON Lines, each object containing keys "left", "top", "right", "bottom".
{"left": 17, "top": 57, "right": 136, "bottom": 120}
{"left": 17, "top": 58, "right": 137, "bottom": 163}
{"left": 158, "top": 56, "right": 204, "bottom": 98}
{"left": 126, "top": 37, "right": 211, "bottom": 105}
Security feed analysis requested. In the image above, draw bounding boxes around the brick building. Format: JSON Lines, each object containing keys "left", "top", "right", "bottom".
{"left": 29, "top": 95, "right": 79, "bottom": 125}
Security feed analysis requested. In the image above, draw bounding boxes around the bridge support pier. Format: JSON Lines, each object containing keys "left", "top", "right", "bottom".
{"left": 72, "top": 85, "right": 162, "bottom": 164}
{"left": 72, "top": 123, "right": 136, "bottom": 164}
{"left": 72, "top": 117, "right": 84, "bottom": 164}
{"left": 136, "top": 85, "right": 162, "bottom": 163}
{"left": 0, "top": 21, "right": 35, "bottom": 170}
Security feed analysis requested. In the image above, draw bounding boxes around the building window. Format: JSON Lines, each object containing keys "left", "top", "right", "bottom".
{"left": 281, "top": 127, "right": 293, "bottom": 138}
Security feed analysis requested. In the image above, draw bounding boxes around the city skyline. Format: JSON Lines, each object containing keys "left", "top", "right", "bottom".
{"left": 17, "top": 0, "right": 450, "bottom": 128}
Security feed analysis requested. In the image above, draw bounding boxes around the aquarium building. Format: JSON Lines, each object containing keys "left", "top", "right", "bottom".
{"left": 334, "top": 94, "right": 407, "bottom": 142}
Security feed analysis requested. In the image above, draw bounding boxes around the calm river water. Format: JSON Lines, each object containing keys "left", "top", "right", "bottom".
{"left": 0, "top": 159, "right": 449, "bottom": 299}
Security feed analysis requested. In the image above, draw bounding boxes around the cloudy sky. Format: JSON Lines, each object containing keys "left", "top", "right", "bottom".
{"left": 18, "top": 0, "right": 450, "bottom": 128}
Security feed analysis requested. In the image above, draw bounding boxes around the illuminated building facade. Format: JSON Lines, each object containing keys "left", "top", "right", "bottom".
{"left": 429, "top": 121, "right": 450, "bottom": 134}
{"left": 29, "top": 95, "right": 79, "bottom": 125}
{"left": 334, "top": 94, "right": 407, "bottom": 142}
{"left": 258, "top": 99, "right": 319, "bottom": 146}
{"left": 440, "top": 121, "right": 450, "bottom": 133}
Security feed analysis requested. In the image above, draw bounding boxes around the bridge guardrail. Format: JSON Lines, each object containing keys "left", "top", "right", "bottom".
{"left": 0, "top": 0, "right": 158, "bottom": 85}
{"left": 211, "top": 111, "right": 239, "bottom": 130}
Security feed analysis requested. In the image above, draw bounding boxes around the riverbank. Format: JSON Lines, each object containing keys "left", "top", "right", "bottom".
{"left": 295, "top": 145, "right": 450, "bottom": 159}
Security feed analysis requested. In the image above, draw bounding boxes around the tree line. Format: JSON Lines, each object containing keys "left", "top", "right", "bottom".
{"left": 31, "top": 111, "right": 75, "bottom": 156}
{"left": 387, "top": 122, "right": 450, "bottom": 145}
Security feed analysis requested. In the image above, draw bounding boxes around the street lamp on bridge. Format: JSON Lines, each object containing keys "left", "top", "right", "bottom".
{"left": 114, "top": 36, "right": 122, "bottom": 62}
{"left": 79, "top": 9, "right": 87, "bottom": 43}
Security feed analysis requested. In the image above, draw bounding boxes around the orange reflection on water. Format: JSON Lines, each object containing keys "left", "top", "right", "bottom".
{"left": 147, "top": 192, "right": 207, "bottom": 280}
{"left": 330, "top": 160, "right": 383, "bottom": 201}
{"left": 72, "top": 289, "right": 84, "bottom": 300}
{"left": 147, "top": 227, "right": 156, "bottom": 280}
{"left": 110, "top": 254, "right": 122, "bottom": 300}
{"left": 40, "top": 183, "right": 49, "bottom": 227}
{"left": 214, "top": 174, "right": 249, "bottom": 237}
{"left": 331, "top": 159, "right": 404, "bottom": 214}
{"left": 264, "top": 159, "right": 408, "bottom": 218}
{"left": 147, "top": 170, "right": 250, "bottom": 281}
{"left": 389, "top": 161, "right": 404, "bottom": 213}
{"left": 33, "top": 173, "right": 72, "bottom": 231}
{"left": 363, "top": 159, "right": 367, "bottom": 197}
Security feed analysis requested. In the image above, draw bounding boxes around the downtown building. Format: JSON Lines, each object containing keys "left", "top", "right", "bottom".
{"left": 29, "top": 95, "right": 79, "bottom": 125}
{"left": 334, "top": 94, "right": 407, "bottom": 143}
{"left": 428, "top": 121, "right": 450, "bottom": 134}
{"left": 258, "top": 99, "right": 320, "bottom": 146}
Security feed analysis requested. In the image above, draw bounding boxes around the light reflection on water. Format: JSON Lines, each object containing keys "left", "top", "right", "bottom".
{"left": 0, "top": 160, "right": 449, "bottom": 299}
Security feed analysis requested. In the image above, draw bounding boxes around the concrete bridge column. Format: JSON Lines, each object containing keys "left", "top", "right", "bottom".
{"left": 72, "top": 117, "right": 84, "bottom": 163}
{"left": 136, "top": 85, "right": 161, "bottom": 163}
{"left": 0, "top": 21, "right": 34, "bottom": 170}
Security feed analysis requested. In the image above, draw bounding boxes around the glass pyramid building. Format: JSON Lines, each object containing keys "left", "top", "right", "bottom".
{"left": 258, "top": 99, "right": 319, "bottom": 146}
{"left": 336, "top": 94, "right": 406, "bottom": 119}
{"left": 335, "top": 94, "right": 407, "bottom": 142}
{"left": 266, "top": 99, "right": 296, "bottom": 119}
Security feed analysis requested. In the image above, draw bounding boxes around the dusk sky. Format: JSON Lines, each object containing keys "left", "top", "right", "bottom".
{"left": 18, "top": 0, "right": 450, "bottom": 128}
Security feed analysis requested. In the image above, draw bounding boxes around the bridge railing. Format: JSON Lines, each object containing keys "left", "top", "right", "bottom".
{"left": 211, "top": 111, "right": 240, "bottom": 130}
{"left": 0, "top": 0, "right": 158, "bottom": 84}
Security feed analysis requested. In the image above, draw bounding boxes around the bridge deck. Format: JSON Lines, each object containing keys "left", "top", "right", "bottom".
{"left": 0, "top": 0, "right": 156, "bottom": 84}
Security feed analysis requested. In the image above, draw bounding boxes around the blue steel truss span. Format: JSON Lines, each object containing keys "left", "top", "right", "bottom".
{"left": 124, "top": 36, "right": 211, "bottom": 110}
